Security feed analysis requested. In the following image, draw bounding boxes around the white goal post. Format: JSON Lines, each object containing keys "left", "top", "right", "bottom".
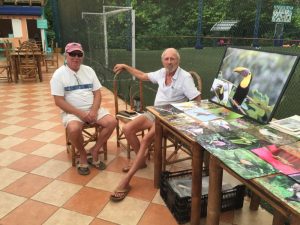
{"left": 82, "top": 5, "right": 136, "bottom": 68}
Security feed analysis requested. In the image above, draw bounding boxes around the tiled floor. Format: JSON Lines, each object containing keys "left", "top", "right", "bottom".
{"left": 0, "top": 57, "right": 274, "bottom": 225}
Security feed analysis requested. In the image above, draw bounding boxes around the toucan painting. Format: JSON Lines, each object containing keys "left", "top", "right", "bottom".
{"left": 215, "top": 84, "right": 224, "bottom": 101}
{"left": 232, "top": 67, "right": 252, "bottom": 105}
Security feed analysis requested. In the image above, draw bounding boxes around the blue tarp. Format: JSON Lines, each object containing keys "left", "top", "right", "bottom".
{"left": 0, "top": 6, "right": 42, "bottom": 16}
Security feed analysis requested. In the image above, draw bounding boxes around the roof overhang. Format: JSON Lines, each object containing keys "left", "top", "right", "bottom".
{"left": 0, "top": 5, "right": 42, "bottom": 16}
{"left": 210, "top": 20, "right": 239, "bottom": 32}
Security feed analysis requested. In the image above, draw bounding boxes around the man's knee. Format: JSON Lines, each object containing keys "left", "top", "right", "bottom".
{"left": 67, "top": 122, "right": 82, "bottom": 137}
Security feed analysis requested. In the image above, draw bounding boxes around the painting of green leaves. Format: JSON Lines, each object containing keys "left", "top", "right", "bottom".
{"left": 212, "top": 148, "right": 277, "bottom": 179}
{"left": 154, "top": 104, "right": 182, "bottom": 116}
{"left": 255, "top": 175, "right": 300, "bottom": 211}
{"left": 196, "top": 132, "right": 239, "bottom": 152}
{"left": 220, "top": 130, "right": 271, "bottom": 150}
{"left": 227, "top": 117, "right": 261, "bottom": 130}
{"left": 247, "top": 126, "right": 299, "bottom": 146}
{"left": 208, "top": 107, "right": 243, "bottom": 120}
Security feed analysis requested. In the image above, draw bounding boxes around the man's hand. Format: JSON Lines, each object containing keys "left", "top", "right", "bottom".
{"left": 113, "top": 64, "right": 126, "bottom": 75}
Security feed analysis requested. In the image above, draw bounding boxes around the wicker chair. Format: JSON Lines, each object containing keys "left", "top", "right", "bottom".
{"left": 0, "top": 41, "right": 12, "bottom": 82}
{"left": 66, "top": 123, "right": 108, "bottom": 167}
{"left": 113, "top": 75, "right": 150, "bottom": 159}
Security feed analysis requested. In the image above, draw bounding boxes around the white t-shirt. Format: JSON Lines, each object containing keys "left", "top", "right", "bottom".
{"left": 147, "top": 67, "right": 201, "bottom": 106}
{"left": 50, "top": 64, "right": 101, "bottom": 111}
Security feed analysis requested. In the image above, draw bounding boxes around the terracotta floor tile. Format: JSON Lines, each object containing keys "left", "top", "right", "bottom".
{"left": 31, "top": 159, "right": 71, "bottom": 179}
{"left": 63, "top": 187, "right": 111, "bottom": 217}
{"left": 3, "top": 173, "right": 53, "bottom": 198}
{"left": 53, "top": 150, "right": 71, "bottom": 162}
{"left": 31, "top": 143, "right": 65, "bottom": 158}
{"left": 128, "top": 176, "right": 157, "bottom": 201}
{"left": 10, "top": 139, "right": 46, "bottom": 153}
{"left": 89, "top": 218, "right": 118, "bottom": 225}
{"left": 98, "top": 196, "right": 149, "bottom": 225}
{"left": 32, "top": 180, "right": 82, "bottom": 207}
{"left": 0, "top": 192, "right": 26, "bottom": 219}
{"left": 0, "top": 150, "right": 25, "bottom": 167}
{"left": 43, "top": 208, "right": 93, "bottom": 225}
{"left": 58, "top": 167, "right": 99, "bottom": 185}
{"left": 15, "top": 118, "right": 42, "bottom": 127}
{"left": 0, "top": 199, "right": 58, "bottom": 225}
{"left": 13, "top": 127, "right": 44, "bottom": 139}
{"left": 51, "top": 134, "right": 67, "bottom": 145}
{"left": 0, "top": 136, "right": 26, "bottom": 149}
{"left": 138, "top": 203, "right": 178, "bottom": 225}
{"left": 8, "top": 154, "right": 49, "bottom": 172}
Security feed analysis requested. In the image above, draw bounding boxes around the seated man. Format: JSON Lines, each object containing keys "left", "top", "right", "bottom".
{"left": 110, "top": 48, "right": 201, "bottom": 201}
{"left": 50, "top": 42, "right": 117, "bottom": 175}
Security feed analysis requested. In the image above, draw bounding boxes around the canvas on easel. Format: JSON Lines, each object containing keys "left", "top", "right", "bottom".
{"left": 209, "top": 47, "right": 299, "bottom": 124}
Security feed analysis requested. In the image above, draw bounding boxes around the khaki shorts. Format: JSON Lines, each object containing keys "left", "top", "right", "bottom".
{"left": 62, "top": 108, "right": 109, "bottom": 127}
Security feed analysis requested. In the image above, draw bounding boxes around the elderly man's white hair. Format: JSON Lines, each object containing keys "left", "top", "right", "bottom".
{"left": 161, "top": 48, "right": 181, "bottom": 61}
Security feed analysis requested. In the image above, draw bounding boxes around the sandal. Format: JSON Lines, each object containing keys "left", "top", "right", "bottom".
{"left": 110, "top": 186, "right": 131, "bottom": 202}
{"left": 77, "top": 164, "right": 90, "bottom": 175}
{"left": 87, "top": 156, "right": 106, "bottom": 170}
{"left": 122, "top": 163, "right": 147, "bottom": 173}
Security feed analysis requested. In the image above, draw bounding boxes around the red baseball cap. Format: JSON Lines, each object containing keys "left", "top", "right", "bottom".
{"left": 65, "top": 42, "right": 84, "bottom": 53}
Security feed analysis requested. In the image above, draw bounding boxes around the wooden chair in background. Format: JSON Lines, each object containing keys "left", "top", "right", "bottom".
{"left": 45, "top": 48, "right": 59, "bottom": 72}
{"left": 0, "top": 41, "right": 12, "bottom": 82}
{"left": 66, "top": 123, "right": 108, "bottom": 167}
{"left": 17, "top": 41, "right": 39, "bottom": 81}
{"left": 162, "top": 71, "right": 203, "bottom": 170}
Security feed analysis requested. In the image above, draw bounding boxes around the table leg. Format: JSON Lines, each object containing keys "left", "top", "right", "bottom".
{"left": 249, "top": 192, "right": 260, "bottom": 210}
{"left": 207, "top": 155, "right": 223, "bottom": 225}
{"left": 272, "top": 211, "right": 286, "bottom": 225}
{"left": 36, "top": 56, "right": 42, "bottom": 82}
{"left": 154, "top": 118, "right": 162, "bottom": 188}
{"left": 289, "top": 214, "right": 300, "bottom": 225}
{"left": 190, "top": 144, "right": 203, "bottom": 225}
{"left": 11, "top": 56, "right": 18, "bottom": 83}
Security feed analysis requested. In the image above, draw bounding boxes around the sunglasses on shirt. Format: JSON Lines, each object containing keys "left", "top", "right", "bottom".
{"left": 68, "top": 52, "right": 83, "bottom": 57}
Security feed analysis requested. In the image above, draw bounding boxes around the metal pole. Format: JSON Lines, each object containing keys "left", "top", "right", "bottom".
{"left": 252, "top": 0, "right": 262, "bottom": 48}
{"left": 195, "top": 0, "right": 203, "bottom": 49}
{"left": 50, "top": 0, "right": 62, "bottom": 47}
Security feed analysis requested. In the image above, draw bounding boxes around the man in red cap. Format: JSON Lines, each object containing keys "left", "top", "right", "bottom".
{"left": 50, "top": 42, "right": 117, "bottom": 175}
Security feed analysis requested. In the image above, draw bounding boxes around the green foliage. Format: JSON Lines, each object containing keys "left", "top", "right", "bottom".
{"left": 247, "top": 89, "right": 273, "bottom": 123}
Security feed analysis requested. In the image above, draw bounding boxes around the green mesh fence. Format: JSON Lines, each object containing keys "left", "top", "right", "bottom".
{"left": 56, "top": 0, "right": 300, "bottom": 119}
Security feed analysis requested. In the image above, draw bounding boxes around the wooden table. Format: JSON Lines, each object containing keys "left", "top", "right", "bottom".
{"left": 10, "top": 51, "right": 43, "bottom": 82}
{"left": 207, "top": 154, "right": 300, "bottom": 225}
{"left": 147, "top": 106, "right": 205, "bottom": 225}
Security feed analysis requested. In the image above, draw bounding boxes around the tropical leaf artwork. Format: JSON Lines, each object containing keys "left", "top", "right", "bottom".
{"left": 205, "top": 119, "right": 240, "bottom": 133}
{"left": 289, "top": 173, "right": 300, "bottom": 184}
{"left": 245, "top": 89, "right": 274, "bottom": 124}
{"left": 227, "top": 117, "right": 261, "bottom": 130}
{"left": 154, "top": 104, "right": 182, "bottom": 116}
{"left": 220, "top": 130, "right": 271, "bottom": 150}
{"left": 199, "top": 99, "right": 221, "bottom": 110}
{"left": 196, "top": 133, "right": 239, "bottom": 153}
{"left": 252, "top": 144, "right": 300, "bottom": 175}
{"left": 176, "top": 122, "right": 213, "bottom": 139}
{"left": 162, "top": 113, "right": 195, "bottom": 126}
{"left": 255, "top": 175, "right": 300, "bottom": 211}
{"left": 212, "top": 148, "right": 277, "bottom": 179}
{"left": 208, "top": 107, "right": 243, "bottom": 120}
{"left": 247, "top": 126, "right": 299, "bottom": 146}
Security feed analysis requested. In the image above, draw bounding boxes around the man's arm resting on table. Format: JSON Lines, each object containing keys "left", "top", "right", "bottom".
{"left": 193, "top": 94, "right": 201, "bottom": 102}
